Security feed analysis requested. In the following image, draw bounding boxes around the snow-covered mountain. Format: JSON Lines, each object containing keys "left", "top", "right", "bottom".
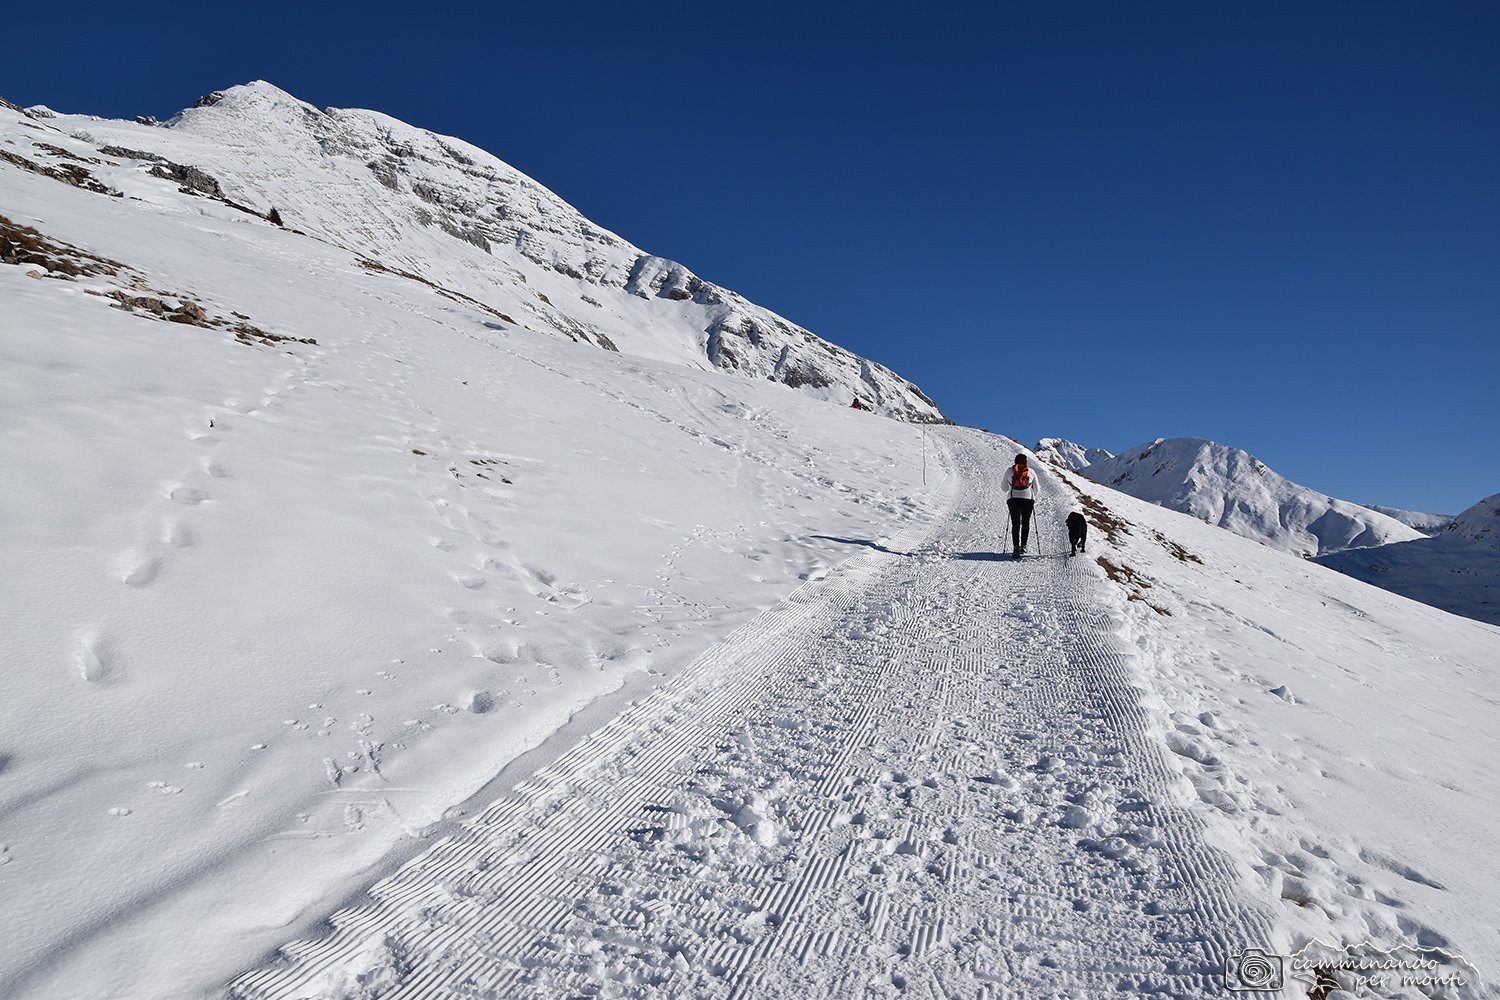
{"left": 1315, "top": 492, "right": 1500, "bottom": 625}
{"left": 1034, "top": 436, "right": 1113, "bottom": 471}
{"left": 1, "top": 92, "right": 944, "bottom": 997}
{"left": 5, "top": 83, "right": 1499, "bottom": 1000}
{"left": 1083, "top": 437, "right": 1423, "bottom": 557}
{"left": 1365, "top": 503, "right": 1453, "bottom": 536}
{"left": 7, "top": 82, "right": 942, "bottom": 420}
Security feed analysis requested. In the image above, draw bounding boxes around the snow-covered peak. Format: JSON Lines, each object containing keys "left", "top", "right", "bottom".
{"left": 1034, "top": 437, "right": 1113, "bottom": 471}
{"left": 1446, "top": 492, "right": 1500, "bottom": 548}
{"left": 175, "top": 80, "right": 316, "bottom": 115}
{"left": 43, "top": 81, "right": 942, "bottom": 421}
{"left": 1084, "top": 437, "right": 1423, "bottom": 557}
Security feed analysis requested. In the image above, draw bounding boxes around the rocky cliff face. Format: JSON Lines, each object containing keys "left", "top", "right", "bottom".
{"left": 37, "top": 82, "right": 943, "bottom": 421}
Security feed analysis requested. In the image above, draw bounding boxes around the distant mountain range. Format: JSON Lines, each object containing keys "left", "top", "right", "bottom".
{"left": 1363, "top": 504, "right": 1453, "bottom": 536}
{"left": 1039, "top": 434, "right": 1493, "bottom": 624}
{"left": 1078, "top": 437, "right": 1422, "bottom": 558}
{"left": 1315, "top": 493, "right": 1500, "bottom": 626}
{"left": 1034, "top": 437, "right": 1114, "bottom": 471}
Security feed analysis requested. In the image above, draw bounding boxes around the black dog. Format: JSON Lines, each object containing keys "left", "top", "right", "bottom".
{"left": 1066, "top": 511, "right": 1088, "bottom": 556}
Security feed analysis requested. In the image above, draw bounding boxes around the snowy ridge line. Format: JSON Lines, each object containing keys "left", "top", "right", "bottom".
{"left": 226, "top": 442, "right": 961, "bottom": 998}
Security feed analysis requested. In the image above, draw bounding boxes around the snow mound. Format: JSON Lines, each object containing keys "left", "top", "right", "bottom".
{"left": 1035, "top": 437, "right": 1113, "bottom": 471}
{"left": 1084, "top": 437, "right": 1423, "bottom": 557}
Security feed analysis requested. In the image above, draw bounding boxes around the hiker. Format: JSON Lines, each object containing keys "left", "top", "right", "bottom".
{"left": 1007, "top": 454, "right": 1037, "bottom": 558}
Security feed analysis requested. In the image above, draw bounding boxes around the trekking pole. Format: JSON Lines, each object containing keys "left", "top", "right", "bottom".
{"left": 1035, "top": 486, "right": 1043, "bottom": 558}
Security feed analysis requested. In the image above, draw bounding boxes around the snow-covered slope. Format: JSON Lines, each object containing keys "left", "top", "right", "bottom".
{"left": 1365, "top": 503, "right": 1454, "bottom": 536}
{"left": 13, "top": 82, "right": 942, "bottom": 420}
{"left": 0, "top": 103, "right": 943, "bottom": 998}
{"left": 1315, "top": 492, "right": 1500, "bottom": 625}
{"left": 5, "top": 86, "right": 1499, "bottom": 1000}
{"left": 1084, "top": 437, "right": 1423, "bottom": 557}
{"left": 1035, "top": 436, "right": 1113, "bottom": 471}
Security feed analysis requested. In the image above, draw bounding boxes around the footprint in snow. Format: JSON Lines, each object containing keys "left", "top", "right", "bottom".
{"left": 161, "top": 518, "right": 194, "bottom": 548}
{"left": 75, "top": 630, "right": 117, "bottom": 683}
{"left": 163, "top": 482, "right": 210, "bottom": 505}
{"left": 115, "top": 551, "right": 163, "bottom": 587}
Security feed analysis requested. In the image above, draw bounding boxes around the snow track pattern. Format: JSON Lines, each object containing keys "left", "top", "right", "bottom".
{"left": 230, "top": 428, "right": 1273, "bottom": 999}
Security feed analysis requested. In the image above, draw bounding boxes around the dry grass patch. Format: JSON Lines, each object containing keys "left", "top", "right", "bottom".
{"left": 0, "top": 214, "right": 123, "bottom": 277}
{"left": 1097, "top": 555, "right": 1171, "bottom": 616}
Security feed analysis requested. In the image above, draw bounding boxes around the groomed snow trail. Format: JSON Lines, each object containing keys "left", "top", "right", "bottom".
{"left": 229, "top": 428, "right": 1273, "bottom": 999}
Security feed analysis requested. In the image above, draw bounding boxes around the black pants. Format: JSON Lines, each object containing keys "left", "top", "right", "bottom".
{"left": 1007, "top": 498, "right": 1034, "bottom": 552}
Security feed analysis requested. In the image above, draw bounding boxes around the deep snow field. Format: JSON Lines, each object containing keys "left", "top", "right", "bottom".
{"left": 3, "top": 89, "right": 1498, "bottom": 1000}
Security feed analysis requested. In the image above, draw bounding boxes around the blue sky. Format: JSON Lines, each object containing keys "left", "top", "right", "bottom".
{"left": 4, "top": 2, "right": 1496, "bottom": 514}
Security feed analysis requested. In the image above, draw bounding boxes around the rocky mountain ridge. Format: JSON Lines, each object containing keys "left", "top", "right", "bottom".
{"left": 14, "top": 81, "right": 943, "bottom": 421}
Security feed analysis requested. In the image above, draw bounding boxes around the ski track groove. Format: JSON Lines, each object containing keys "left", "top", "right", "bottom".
{"left": 228, "top": 428, "right": 1275, "bottom": 1000}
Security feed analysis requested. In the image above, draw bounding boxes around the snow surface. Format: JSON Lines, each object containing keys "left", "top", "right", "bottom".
{"left": 1034, "top": 436, "right": 1114, "bottom": 471}
{"left": 1084, "top": 437, "right": 1424, "bottom": 557}
{"left": 4, "top": 86, "right": 1498, "bottom": 1000}
{"left": 1315, "top": 493, "right": 1500, "bottom": 626}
